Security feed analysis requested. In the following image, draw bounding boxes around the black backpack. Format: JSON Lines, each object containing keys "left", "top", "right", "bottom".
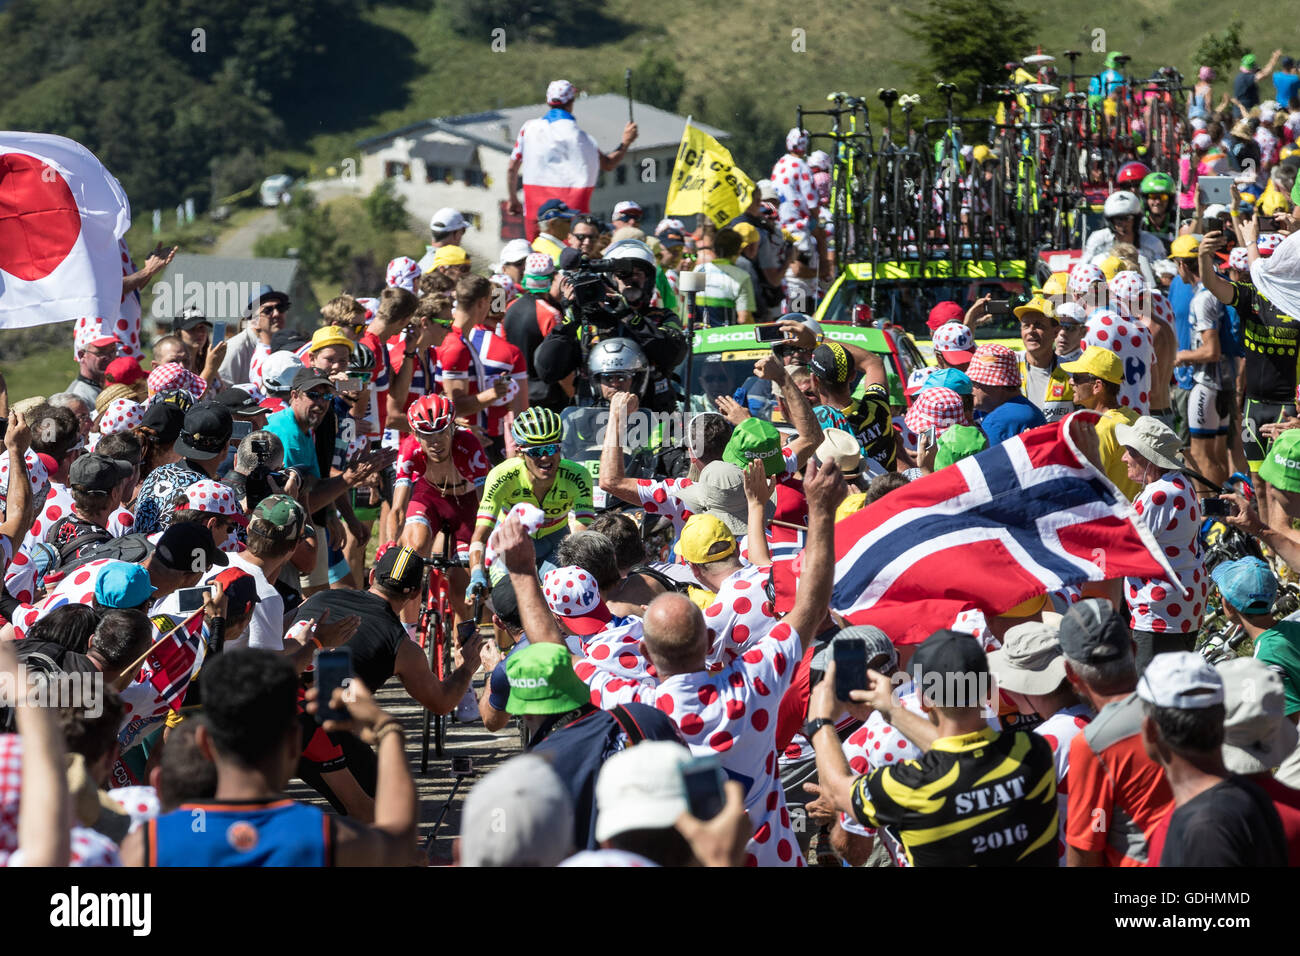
{"left": 0, "top": 641, "right": 73, "bottom": 732}
{"left": 54, "top": 532, "right": 154, "bottom": 578}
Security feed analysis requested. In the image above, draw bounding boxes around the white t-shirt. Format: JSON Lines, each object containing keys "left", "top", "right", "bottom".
{"left": 208, "top": 552, "right": 284, "bottom": 651}
{"left": 1188, "top": 285, "right": 1230, "bottom": 389}
{"left": 1034, "top": 703, "right": 1092, "bottom": 866}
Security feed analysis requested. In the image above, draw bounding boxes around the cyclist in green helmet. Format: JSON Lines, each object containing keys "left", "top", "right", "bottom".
{"left": 1140, "top": 171, "right": 1178, "bottom": 247}
{"left": 467, "top": 406, "right": 593, "bottom": 596}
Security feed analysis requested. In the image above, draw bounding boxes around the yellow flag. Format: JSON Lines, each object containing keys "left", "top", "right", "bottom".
{"left": 665, "top": 119, "right": 754, "bottom": 228}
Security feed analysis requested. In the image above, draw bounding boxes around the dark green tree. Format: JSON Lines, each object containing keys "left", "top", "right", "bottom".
{"left": 902, "top": 0, "right": 1034, "bottom": 111}
{"left": 622, "top": 50, "right": 685, "bottom": 113}
{"left": 363, "top": 180, "right": 412, "bottom": 234}
{"left": 1192, "top": 20, "right": 1247, "bottom": 79}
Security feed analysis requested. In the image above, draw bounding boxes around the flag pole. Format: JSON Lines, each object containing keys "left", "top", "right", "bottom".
{"left": 112, "top": 608, "right": 205, "bottom": 692}
{"left": 625, "top": 69, "right": 634, "bottom": 123}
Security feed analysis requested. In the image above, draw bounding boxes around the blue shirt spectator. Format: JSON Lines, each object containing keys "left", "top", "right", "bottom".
{"left": 975, "top": 395, "right": 1046, "bottom": 444}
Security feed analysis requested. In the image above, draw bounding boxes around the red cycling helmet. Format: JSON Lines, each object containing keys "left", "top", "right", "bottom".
{"left": 1115, "top": 161, "right": 1151, "bottom": 190}
{"left": 410, "top": 393, "right": 454, "bottom": 434}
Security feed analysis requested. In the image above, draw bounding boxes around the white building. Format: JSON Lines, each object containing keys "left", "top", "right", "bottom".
{"left": 355, "top": 94, "right": 730, "bottom": 262}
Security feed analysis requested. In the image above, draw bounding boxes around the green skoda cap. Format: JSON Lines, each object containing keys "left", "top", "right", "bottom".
{"left": 935, "top": 424, "right": 988, "bottom": 469}
{"left": 252, "top": 493, "right": 307, "bottom": 537}
{"left": 1259, "top": 430, "right": 1300, "bottom": 493}
{"left": 505, "top": 643, "right": 590, "bottom": 715}
{"left": 1241, "top": 53, "right": 1258, "bottom": 71}
{"left": 722, "top": 417, "right": 785, "bottom": 478}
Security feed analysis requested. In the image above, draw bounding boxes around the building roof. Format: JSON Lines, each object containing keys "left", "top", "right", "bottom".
{"left": 357, "top": 94, "right": 728, "bottom": 155}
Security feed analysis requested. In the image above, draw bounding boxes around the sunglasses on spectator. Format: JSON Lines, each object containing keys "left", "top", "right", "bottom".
{"left": 302, "top": 390, "right": 332, "bottom": 403}
{"left": 521, "top": 443, "right": 560, "bottom": 458}
{"left": 260, "top": 303, "right": 290, "bottom": 314}
{"left": 1069, "top": 374, "right": 1097, "bottom": 385}
{"left": 572, "top": 232, "right": 599, "bottom": 243}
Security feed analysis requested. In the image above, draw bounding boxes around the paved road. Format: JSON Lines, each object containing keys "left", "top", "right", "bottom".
{"left": 288, "top": 678, "right": 521, "bottom": 864}
{"left": 213, "top": 209, "right": 283, "bottom": 258}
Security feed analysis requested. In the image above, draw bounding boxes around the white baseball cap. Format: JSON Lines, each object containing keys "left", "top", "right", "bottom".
{"left": 612, "top": 200, "right": 643, "bottom": 220}
{"left": 1137, "top": 651, "right": 1224, "bottom": 709}
{"left": 756, "top": 179, "right": 778, "bottom": 201}
{"left": 461, "top": 755, "right": 574, "bottom": 866}
{"left": 547, "top": 79, "right": 576, "bottom": 105}
{"left": 429, "top": 207, "right": 470, "bottom": 234}
{"left": 594, "top": 741, "right": 693, "bottom": 842}
{"left": 499, "top": 239, "right": 533, "bottom": 266}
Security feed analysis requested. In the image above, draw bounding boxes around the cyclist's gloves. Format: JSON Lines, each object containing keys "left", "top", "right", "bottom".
{"left": 466, "top": 567, "right": 490, "bottom": 602}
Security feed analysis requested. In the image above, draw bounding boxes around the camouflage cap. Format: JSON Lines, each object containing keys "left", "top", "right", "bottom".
{"left": 251, "top": 493, "right": 307, "bottom": 539}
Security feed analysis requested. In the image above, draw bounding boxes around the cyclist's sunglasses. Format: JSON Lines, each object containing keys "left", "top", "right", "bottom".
{"left": 521, "top": 443, "right": 560, "bottom": 458}
{"left": 413, "top": 421, "right": 450, "bottom": 436}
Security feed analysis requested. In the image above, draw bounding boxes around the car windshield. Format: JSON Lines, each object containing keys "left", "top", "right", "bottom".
{"left": 685, "top": 350, "right": 777, "bottom": 417}
{"left": 819, "top": 279, "right": 1030, "bottom": 340}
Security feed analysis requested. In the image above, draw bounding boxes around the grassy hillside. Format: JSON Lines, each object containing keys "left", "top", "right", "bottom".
{"left": 296, "top": 0, "right": 1291, "bottom": 180}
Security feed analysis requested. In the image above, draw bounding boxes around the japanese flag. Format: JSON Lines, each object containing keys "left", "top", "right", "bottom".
{"left": 0, "top": 131, "right": 132, "bottom": 331}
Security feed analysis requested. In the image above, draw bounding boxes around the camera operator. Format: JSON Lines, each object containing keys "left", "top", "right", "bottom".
{"left": 535, "top": 240, "right": 687, "bottom": 414}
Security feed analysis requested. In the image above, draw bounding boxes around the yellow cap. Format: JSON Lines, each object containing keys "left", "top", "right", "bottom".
{"left": 1260, "top": 189, "right": 1290, "bottom": 216}
{"left": 1060, "top": 346, "right": 1123, "bottom": 384}
{"left": 1002, "top": 593, "right": 1048, "bottom": 618}
{"left": 1281, "top": 144, "right": 1299, "bottom": 161}
{"left": 1169, "top": 234, "right": 1200, "bottom": 259}
{"left": 309, "top": 326, "right": 356, "bottom": 354}
{"left": 1039, "top": 272, "right": 1070, "bottom": 296}
{"left": 972, "top": 145, "right": 995, "bottom": 165}
{"left": 1098, "top": 256, "right": 1122, "bottom": 280}
{"left": 678, "top": 514, "right": 737, "bottom": 564}
{"left": 835, "top": 492, "right": 869, "bottom": 523}
{"left": 432, "top": 245, "right": 470, "bottom": 268}
{"left": 1013, "top": 294, "right": 1057, "bottom": 321}
{"left": 732, "top": 222, "right": 760, "bottom": 248}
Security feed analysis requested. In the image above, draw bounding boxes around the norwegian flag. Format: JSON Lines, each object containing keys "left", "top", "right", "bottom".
{"left": 0, "top": 132, "right": 132, "bottom": 330}
{"left": 831, "top": 411, "right": 1179, "bottom": 645}
{"left": 117, "top": 610, "right": 208, "bottom": 751}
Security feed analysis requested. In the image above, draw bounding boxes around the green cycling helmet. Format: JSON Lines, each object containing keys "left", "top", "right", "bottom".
{"left": 511, "top": 406, "right": 563, "bottom": 446}
{"left": 1140, "top": 171, "right": 1176, "bottom": 196}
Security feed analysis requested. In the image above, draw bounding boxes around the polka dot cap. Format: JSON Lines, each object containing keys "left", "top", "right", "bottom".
{"left": 385, "top": 256, "right": 421, "bottom": 294}
{"left": 355, "top": 297, "right": 380, "bottom": 322}
{"left": 0, "top": 448, "right": 50, "bottom": 507}
{"left": 1108, "top": 270, "right": 1148, "bottom": 318}
{"left": 1148, "top": 289, "right": 1175, "bottom": 327}
{"left": 1258, "top": 232, "right": 1284, "bottom": 256}
{"left": 183, "top": 479, "right": 248, "bottom": 524}
{"left": 541, "top": 565, "right": 611, "bottom": 635}
{"left": 96, "top": 398, "right": 145, "bottom": 436}
{"left": 1067, "top": 262, "right": 1106, "bottom": 298}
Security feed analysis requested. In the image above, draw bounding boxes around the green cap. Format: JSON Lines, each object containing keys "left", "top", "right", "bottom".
{"left": 1259, "top": 430, "right": 1300, "bottom": 493}
{"left": 1291, "top": 176, "right": 1300, "bottom": 209}
{"left": 722, "top": 418, "right": 785, "bottom": 478}
{"left": 1105, "top": 51, "right": 1123, "bottom": 69}
{"left": 252, "top": 493, "right": 307, "bottom": 537}
{"left": 1242, "top": 53, "right": 1258, "bottom": 70}
{"left": 935, "top": 424, "right": 989, "bottom": 469}
{"left": 505, "top": 644, "right": 590, "bottom": 715}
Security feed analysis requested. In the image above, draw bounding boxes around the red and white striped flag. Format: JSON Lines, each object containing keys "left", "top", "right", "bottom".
{"left": 0, "top": 131, "right": 132, "bottom": 330}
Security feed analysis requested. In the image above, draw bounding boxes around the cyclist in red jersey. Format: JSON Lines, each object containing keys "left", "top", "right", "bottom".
{"left": 389, "top": 395, "right": 489, "bottom": 618}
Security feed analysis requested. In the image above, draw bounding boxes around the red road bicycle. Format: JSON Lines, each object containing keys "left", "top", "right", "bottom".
{"left": 416, "top": 520, "right": 483, "bottom": 771}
